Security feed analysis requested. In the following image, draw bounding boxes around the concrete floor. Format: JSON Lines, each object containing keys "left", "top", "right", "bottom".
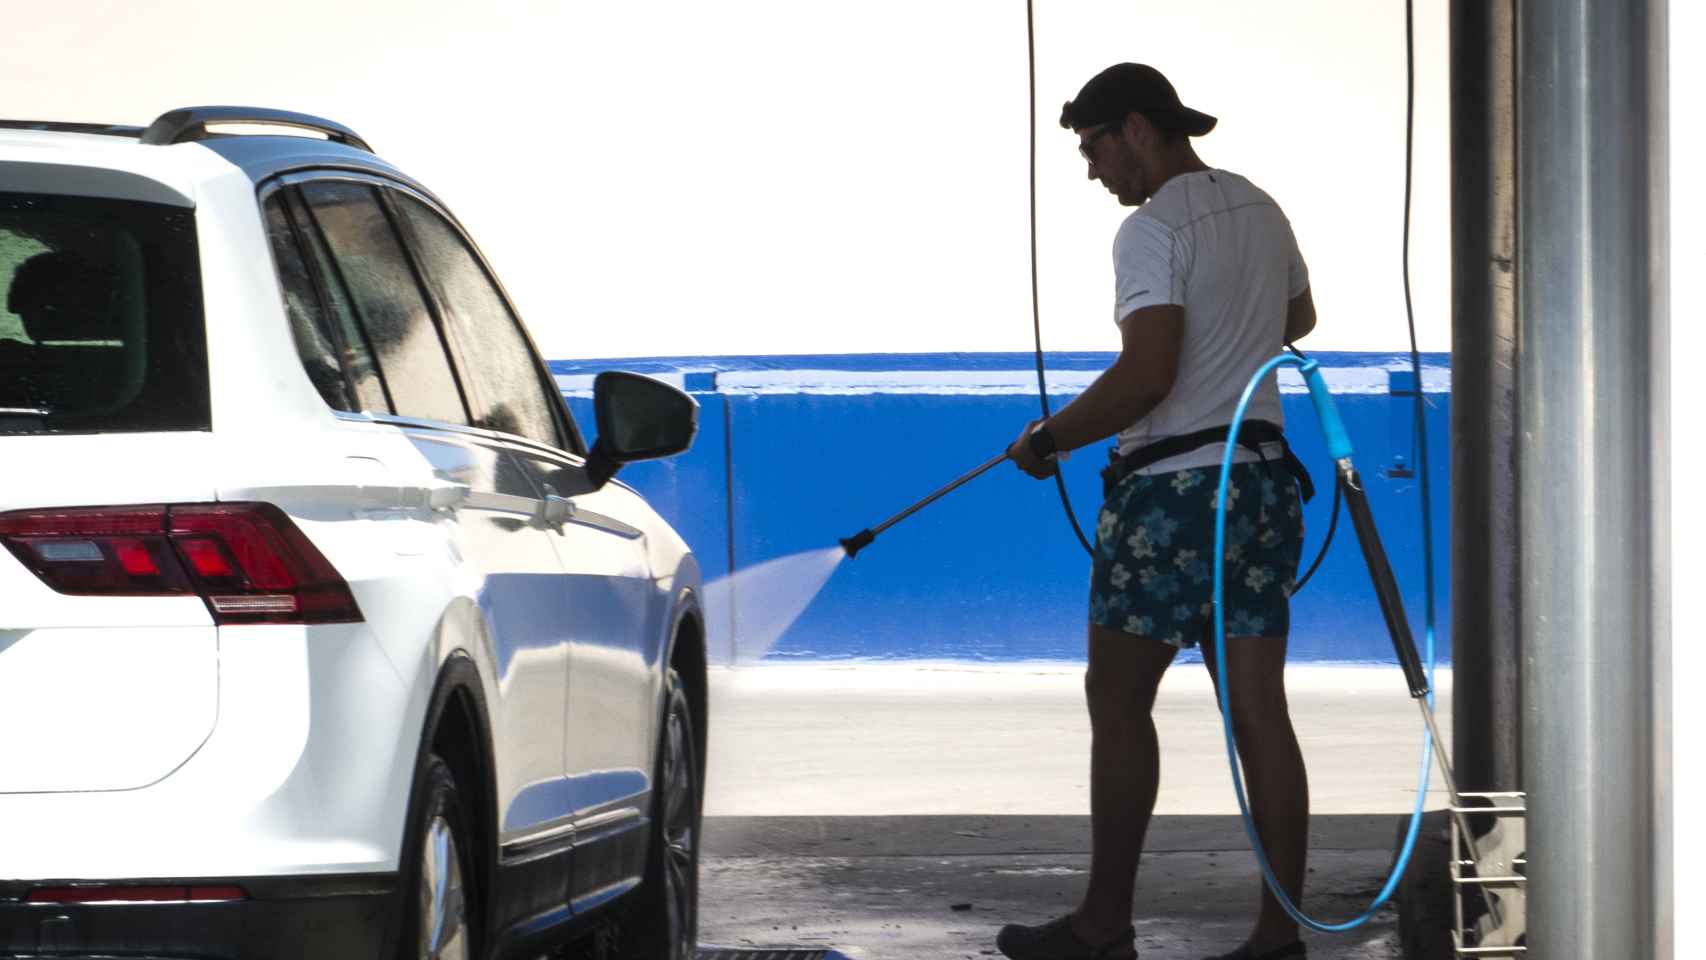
{"left": 697, "top": 662, "right": 1452, "bottom": 959}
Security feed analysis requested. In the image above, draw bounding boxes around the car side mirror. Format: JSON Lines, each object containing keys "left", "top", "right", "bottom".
{"left": 584, "top": 371, "right": 699, "bottom": 491}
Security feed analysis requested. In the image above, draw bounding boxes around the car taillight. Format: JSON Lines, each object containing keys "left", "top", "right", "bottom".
{"left": 0, "top": 503, "right": 362, "bottom": 625}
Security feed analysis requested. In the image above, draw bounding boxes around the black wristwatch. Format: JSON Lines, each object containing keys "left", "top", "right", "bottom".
{"left": 1027, "top": 423, "right": 1059, "bottom": 460}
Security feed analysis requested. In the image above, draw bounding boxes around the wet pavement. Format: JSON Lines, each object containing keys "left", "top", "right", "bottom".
{"left": 699, "top": 816, "right": 1409, "bottom": 960}
{"left": 697, "top": 664, "right": 1448, "bottom": 959}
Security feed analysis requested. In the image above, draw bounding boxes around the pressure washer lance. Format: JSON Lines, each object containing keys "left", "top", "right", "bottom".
{"left": 1340, "top": 458, "right": 1499, "bottom": 927}
{"left": 1298, "top": 362, "right": 1503, "bottom": 931}
{"left": 840, "top": 451, "right": 1011, "bottom": 558}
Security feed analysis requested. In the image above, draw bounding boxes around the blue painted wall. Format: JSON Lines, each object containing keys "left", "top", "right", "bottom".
{"left": 557, "top": 353, "right": 1450, "bottom": 665}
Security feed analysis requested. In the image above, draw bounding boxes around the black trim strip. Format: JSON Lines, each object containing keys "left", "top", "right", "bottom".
{"left": 0, "top": 120, "right": 144, "bottom": 138}
{"left": 568, "top": 876, "right": 640, "bottom": 916}
{"left": 0, "top": 871, "right": 396, "bottom": 902}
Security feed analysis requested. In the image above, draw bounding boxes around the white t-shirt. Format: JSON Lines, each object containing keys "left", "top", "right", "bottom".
{"left": 1112, "top": 168, "right": 1309, "bottom": 473}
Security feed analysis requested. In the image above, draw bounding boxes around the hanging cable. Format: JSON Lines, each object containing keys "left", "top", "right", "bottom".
{"left": 1291, "top": 475, "right": 1341, "bottom": 595}
{"left": 1400, "top": 0, "right": 1439, "bottom": 668}
{"left": 1026, "top": 0, "right": 1096, "bottom": 557}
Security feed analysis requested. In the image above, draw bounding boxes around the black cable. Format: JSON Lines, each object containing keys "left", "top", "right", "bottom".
{"left": 1026, "top": 0, "right": 1095, "bottom": 557}
{"left": 1292, "top": 471, "right": 1341, "bottom": 595}
{"left": 1246, "top": 4, "right": 1432, "bottom": 608}
{"left": 1402, "top": 0, "right": 1438, "bottom": 645}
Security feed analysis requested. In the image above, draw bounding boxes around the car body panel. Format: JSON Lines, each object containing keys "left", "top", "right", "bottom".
{"left": 0, "top": 621, "right": 414, "bottom": 880}
{"left": 0, "top": 129, "right": 226, "bottom": 204}
{"left": 0, "top": 124, "right": 705, "bottom": 957}
{"left": 0, "top": 623, "right": 218, "bottom": 793}
{"left": 0, "top": 434, "right": 222, "bottom": 794}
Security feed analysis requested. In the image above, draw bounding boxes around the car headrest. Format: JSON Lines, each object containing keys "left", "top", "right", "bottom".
{"left": 6, "top": 251, "right": 119, "bottom": 343}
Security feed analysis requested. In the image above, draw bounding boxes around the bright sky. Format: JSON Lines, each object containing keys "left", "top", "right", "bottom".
{"left": 8, "top": 1, "right": 1451, "bottom": 359}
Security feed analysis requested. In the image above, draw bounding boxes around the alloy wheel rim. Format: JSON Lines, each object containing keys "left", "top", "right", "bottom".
{"left": 662, "top": 703, "right": 697, "bottom": 958}
{"left": 421, "top": 814, "right": 468, "bottom": 960}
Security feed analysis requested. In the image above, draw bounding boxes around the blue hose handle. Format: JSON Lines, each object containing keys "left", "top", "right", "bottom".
{"left": 1300, "top": 359, "right": 1355, "bottom": 462}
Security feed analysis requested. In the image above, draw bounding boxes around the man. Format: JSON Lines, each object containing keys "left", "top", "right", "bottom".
{"left": 998, "top": 63, "right": 1317, "bottom": 960}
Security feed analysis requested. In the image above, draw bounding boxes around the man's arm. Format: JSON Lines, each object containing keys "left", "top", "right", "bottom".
{"left": 1008, "top": 304, "right": 1183, "bottom": 477}
{"left": 1284, "top": 288, "right": 1316, "bottom": 343}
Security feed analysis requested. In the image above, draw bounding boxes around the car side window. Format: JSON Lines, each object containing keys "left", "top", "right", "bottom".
{"left": 262, "top": 192, "right": 358, "bottom": 412}
{"left": 273, "top": 190, "right": 392, "bottom": 415}
{"left": 298, "top": 181, "right": 468, "bottom": 426}
{"left": 389, "top": 192, "right": 565, "bottom": 450}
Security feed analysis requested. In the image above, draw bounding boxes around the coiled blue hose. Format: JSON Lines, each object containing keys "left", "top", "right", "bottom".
{"left": 1210, "top": 354, "right": 1436, "bottom": 932}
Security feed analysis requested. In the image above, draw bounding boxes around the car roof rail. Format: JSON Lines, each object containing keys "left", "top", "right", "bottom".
{"left": 140, "top": 106, "right": 372, "bottom": 153}
{"left": 0, "top": 120, "right": 145, "bottom": 138}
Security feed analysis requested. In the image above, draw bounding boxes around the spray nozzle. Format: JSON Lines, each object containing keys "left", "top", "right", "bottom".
{"left": 839, "top": 528, "right": 876, "bottom": 559}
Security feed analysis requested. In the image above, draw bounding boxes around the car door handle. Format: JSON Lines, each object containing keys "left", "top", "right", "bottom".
{"left": 536, "top": 495, "right": 575, "bottom": 528}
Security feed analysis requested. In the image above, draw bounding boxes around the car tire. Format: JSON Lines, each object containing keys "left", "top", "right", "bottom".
{"left": 620, "top": 667, "right": 700, "bottom": 960}
{"left": 398, "top": 754, "right": 478, "bottom": 960}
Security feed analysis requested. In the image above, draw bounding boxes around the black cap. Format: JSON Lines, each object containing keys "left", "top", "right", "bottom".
{"left": 1059, "top": 63, "right": 1217, "bottom": 137}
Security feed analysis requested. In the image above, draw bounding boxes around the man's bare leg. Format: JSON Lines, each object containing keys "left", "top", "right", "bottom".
{"left": 1069, "top": 622, "right": 1179, "bottom": 946}
{"left": 1201, "top": 632, "right": 1310, "bottom": 953}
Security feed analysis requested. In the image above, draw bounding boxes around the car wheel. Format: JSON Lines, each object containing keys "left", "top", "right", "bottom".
{"left": 621, "top": 668, "right": 700, "bottom": 960}
{"left": 400, "top": 754, "right": 477, "bottom": 960}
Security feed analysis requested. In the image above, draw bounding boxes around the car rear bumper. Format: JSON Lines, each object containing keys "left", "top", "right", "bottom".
{"left": 0, "top": 872, "right": 398, "bottom": 960}
{"left": 0, "top": 622, "right": 422, "bottom": 882}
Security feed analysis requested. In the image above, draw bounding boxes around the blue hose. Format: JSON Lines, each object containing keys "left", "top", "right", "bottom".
{"left": 1210, "top": 354, "right": 1436, "bottom": 932}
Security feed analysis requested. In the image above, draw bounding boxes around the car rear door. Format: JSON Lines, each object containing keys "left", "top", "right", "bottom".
{"left": 274, "top": 177, "right": 580, "bottom": 853}
{"left": 384, "top": 192, "right": 661, "bottom": 837}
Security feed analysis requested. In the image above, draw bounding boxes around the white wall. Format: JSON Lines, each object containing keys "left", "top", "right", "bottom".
{"left": 6, "top": 1, "right": 1449, "bottom": 359}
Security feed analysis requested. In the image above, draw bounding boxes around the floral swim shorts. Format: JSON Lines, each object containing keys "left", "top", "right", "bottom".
{"left": 1089, "top": 460, "right": 1304, "bottom": 647}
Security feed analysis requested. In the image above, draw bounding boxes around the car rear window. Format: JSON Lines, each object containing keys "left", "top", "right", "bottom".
{"left": 0, "top": 192, "right": 208, "bottom": 435}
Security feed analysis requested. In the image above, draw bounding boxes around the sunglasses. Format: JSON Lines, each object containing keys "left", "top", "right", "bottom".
{"left": 1078, "top": 121, "right": 1124, "bottom": 164}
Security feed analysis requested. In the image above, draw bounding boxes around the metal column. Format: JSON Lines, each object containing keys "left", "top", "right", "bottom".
{"left": 1516, "top": 1, "right": 1670, "bottom": 957}
{"left": 1450, "top": 0, "right": 1521, "bottom": 800}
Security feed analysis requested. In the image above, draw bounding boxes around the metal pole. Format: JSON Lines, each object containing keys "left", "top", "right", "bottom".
{"left": 1517, "top": 1, "right": 1669, "bottom": 957}
{"left": 1449, "top": 0, "right": 1522, "bottom": 800}
{"left": 1401, "top": 9, "right": 1521, "bottom": 945}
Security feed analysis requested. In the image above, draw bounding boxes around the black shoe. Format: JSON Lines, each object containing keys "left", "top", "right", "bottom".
{"left": 1202, "top": 940, "right": 1306, "bottom": 960}
{"left": 995, "top": 914, "right": 1136, "bottom": 960}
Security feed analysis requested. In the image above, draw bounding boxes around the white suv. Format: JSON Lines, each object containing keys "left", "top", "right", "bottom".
{"left": 0, "top": 107, "right": 707, "bottom": 960}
